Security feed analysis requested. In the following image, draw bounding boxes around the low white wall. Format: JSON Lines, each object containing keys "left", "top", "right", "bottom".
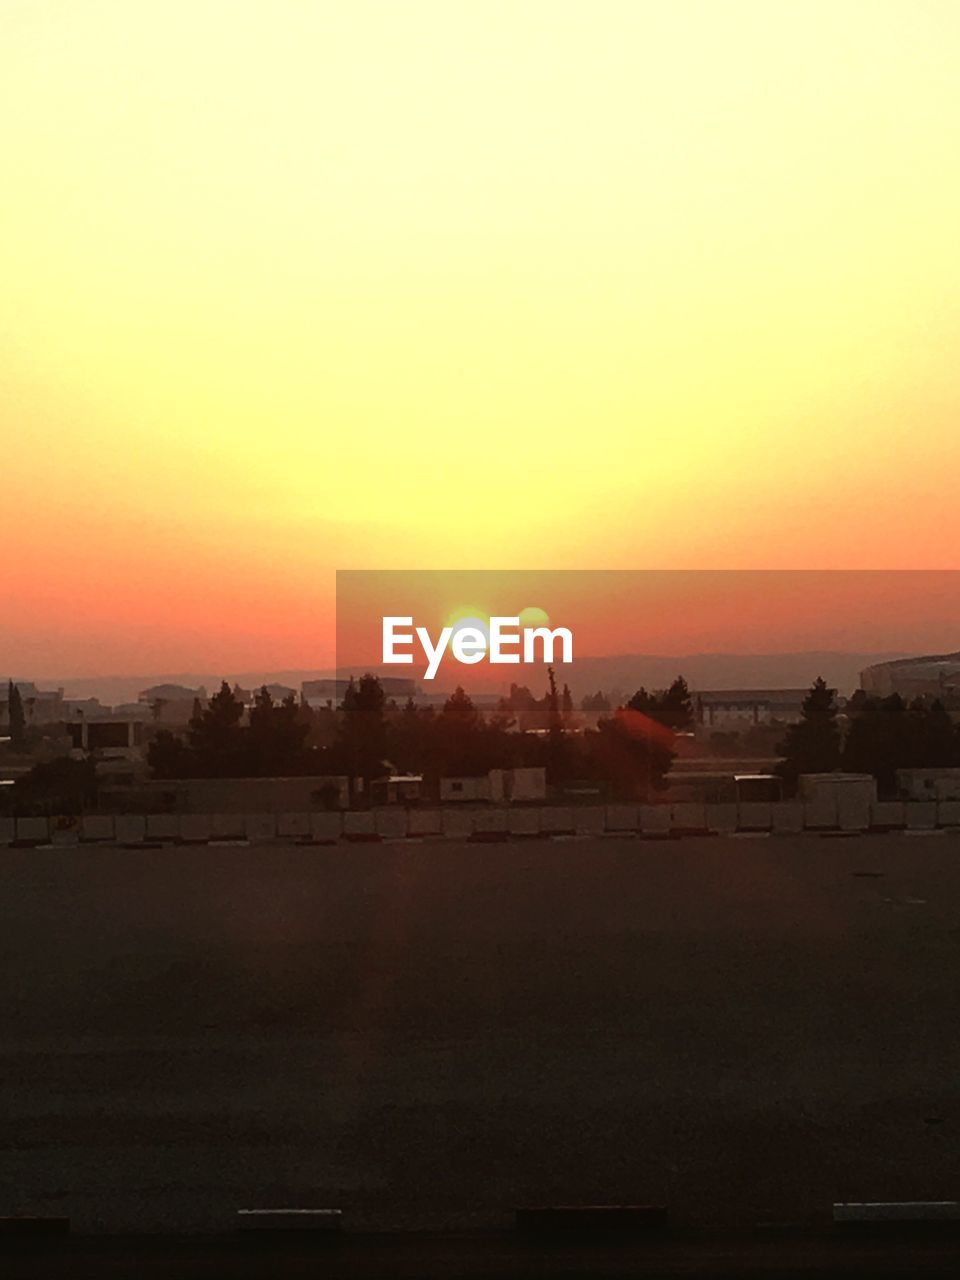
{"left": 770, "top": 802, "right": 803, "bottom": 833}
{"left": 374, "top": 809, "right": 407, "bottom": 838}
{"left": 180, "top": 814, "right": 211, "bottom": 841}
{"left": 82, "top": 814, "right": 115, "bottom": 841}
{"left": 146, "top": 814, "right": 179, "bottom": 840}
{"left": 804, "top": 795, "right": 837, "bottom": 829}
{"left": 473, "top": 808, "right": 508, "bottom": 834}
{"left": 905, "top": 801, "right": 938, "bottom": 830}
{"left": 737, "top": 802, "right": 772, "bottom": 831}
{"left": 574, "top": 807, "right": 605, "bottom": 834}
{"left": 871, "top": 801, "right": 904, "bottom": 828}
{"left": 441, "top": 809, "right": 473, "bottom": 839}
{"left": 672, "top": 802, "right": 707, "bottom": 831}
{"left": 606, "top": 804, "right": 639, "bottom": 832}
{"left": 114, "top": 815, "right": 146, "bottom": 843}
{"left": 244, "top": 813, "right": 276, "bottom": 842}
{"left": 540, "top": 806, "right": 574, "bottom": 834}
{"left": 408, "top": 808, "right": 443, "bottom": 836}
{"left": 6, "top": 799, "right": 960, "bottom": 849}
{"left": 277, "top": 811, "right": 311, "bottom": 838}
{"left": 343, "top": 811, "right": 376, "bottom": 837}
{"left": 508, "top": 807, "right": 540, "bottom": 836}
{"left": 15, "top": 816, "right": 49, "bottom": 841}
{"left": 639, "top": 805, "right": 670, "bottom": 834}
{"left": 310, "top": 812, "right": 343, "bottom": 841}
{"left": 700, "top": 802, "right": 736, "bottom": 833}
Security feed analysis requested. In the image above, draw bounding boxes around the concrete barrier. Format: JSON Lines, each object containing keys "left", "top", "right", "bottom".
{"left": 277, "top": 811, "right": 311, "bottom": 838}
{"left": 703, "top": 802, "right": 738, "bottom": 834}
{"left": 146, "top": 814, "right": 179, "bottom": 840}
{"left": 638, "top": 805, "right": 671, "bottom": 836}
{"left": 81, "top": 814, "right": 115, "bottom": 842}
{"left": 179, "top": 814, "right": 212, "bottom": 842}
{"left": 408, "top": 808, "right": 443, "bottom": 836}
{"left": 905, "top": 801, "right": 938, "bottom": 831}
{"left": 473, "top": 807, "right": 508, "bottom": 834}
{"left": 539, "top": 806, "right": 574, "bottom": 834}
{"left": 209, "top": 813, "right": 245, "bottom": 839}
{"left": 804, "top": 795, "right": 838, "bottom": 830}
{"left": 508, "top": 807, "right": 541, "bottom": 836}
{"left": 15, "top": 816, "right": 49, "bottom": 843}
{"left": 374, "top": 808, "right": 408, "bottom": 839}
{"left": 770, "top": 801, "right": 803, "bottom": 833}
{"left": 738, "top": 802, "right": 772, "bottom": 832}
{"left": 114, "top": 815, "right": 146, "bottom": 844}
{"left": 441, "top": 809, "right": 474, "bottom": 840}
{"left": 606, "top": 804, "right": 639, "bottom": 832}
{"left": 838, "top": 790, "right": 871, "bottom": 832}
{"left": 342, "top": 811, "right": 377, "bottom": 838}
{"left": 869, "top": 800, "right": 905, "bottom": 830}
{"left": 244, "top": 813, "right": 277, "bottom": 842}
{"left": 32, "top": 801, "right": 960, "bottom": 846}
{"left": 0, "top": 817, "right": 14, "bottom": 845}
{"left": 670, "top": 802, "right": 707, "bottom": 833}
{"left": 310, "top": 812, "right": 343, "bottom": 842}
{"left": 574, "top": 806, "right": 605, "bottom": 835}
{"left": 50, "top": 818, "right": 81, "bottom": 846}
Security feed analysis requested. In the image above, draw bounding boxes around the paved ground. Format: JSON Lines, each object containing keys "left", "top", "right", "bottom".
{"left": 5, "top": 1230, "right": 960, "bottom": 1279}
{"left": 2, "top": 835, "right": 960, "bottom": 1233}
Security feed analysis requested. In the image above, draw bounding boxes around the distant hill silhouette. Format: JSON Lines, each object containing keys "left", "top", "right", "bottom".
{"left": 46, "top": 651, "right": 908, "bottom": 706}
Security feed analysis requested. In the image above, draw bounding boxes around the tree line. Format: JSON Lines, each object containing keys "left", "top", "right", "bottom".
{"left": 146, "top": 673, "right": 696, "bottom": 800}
{"left": 777, "top": 678, "right": 960, "bottom": 794}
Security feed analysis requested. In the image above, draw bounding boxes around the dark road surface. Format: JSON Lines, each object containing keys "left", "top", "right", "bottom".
{"left": 2, "top": 834, "right": 960, "bottom": 1236}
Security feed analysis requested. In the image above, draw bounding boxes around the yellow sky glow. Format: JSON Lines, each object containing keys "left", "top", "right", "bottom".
{"left": 3, "top": 1, "right": 960, "bottom": 673}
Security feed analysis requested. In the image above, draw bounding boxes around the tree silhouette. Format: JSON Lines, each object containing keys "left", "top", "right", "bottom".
{"left": 776, "top": 677, "right": 841, "bottom": 789}
{"left": 147, "top": 729, "right": 188, "bottom": 779}
{"left": 842, "top": 693, "right": 959, "bottom": 794}
{"left": 435, "top": 686, "right": 487, "bottom": 775}
{"left": 387, "top": 697, "right": 435, "bottom": 774}
{"left": 625, "top": 677, "right": 693, "bottom": 732}
{"left": 14, "top": 756, "right": 97, "bottom": 815}
{"left": 249, "top": 686, "right": 310, "bottom": 774}
{"left": 908, "top": 698, "right": 958, "bottom": 767}
{"left": 186, "top": 681, "right": 245, "bottom": 775}
{"left": 335, "top": 675, "right": 387, "bottom": 799}
{"left": 587, "top": 707, "right": 675, "bottom": 800}
{"left": 561, "top": 683, "right": 574, "bottom": 722}
{"left": 6, "top": 680, "right": 26, "bottom": 750}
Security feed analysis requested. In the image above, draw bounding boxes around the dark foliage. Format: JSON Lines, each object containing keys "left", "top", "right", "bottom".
{"left": 6, "top": 680, "right": 27, "bottom": 750}
{"left": 13, "top": 756, "right": 97, "bottom": 815}
{"left": 776, "top": 678, "right": 841, "bottom": 787}
{"left": 842, "top": 694, "right": 960, "bottom": 794}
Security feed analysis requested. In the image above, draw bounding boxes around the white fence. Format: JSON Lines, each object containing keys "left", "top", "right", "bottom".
{"left": 3, "top": 800, "right": 960, "bottom": 846}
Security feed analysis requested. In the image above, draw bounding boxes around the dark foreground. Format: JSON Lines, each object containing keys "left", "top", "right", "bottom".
{"left": 2, "top": 834, "right": 960, "bottom": 1238}
{"left": 5, "top": 1227, "right": 960, "bottom": 1280}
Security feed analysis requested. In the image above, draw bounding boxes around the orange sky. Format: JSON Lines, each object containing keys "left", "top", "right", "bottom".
{"left": 337, "top": 572, "right": 960, "bottom": 683}
{"left": 3, "top": 2, "right": 960, "bottom": 676}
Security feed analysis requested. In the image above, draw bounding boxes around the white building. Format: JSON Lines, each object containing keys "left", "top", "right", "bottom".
{"left": 860, "top": 652, "right": 960, "bottom": 702}
{"left": 695, "top": 689, "right": 809, "bottom": 730}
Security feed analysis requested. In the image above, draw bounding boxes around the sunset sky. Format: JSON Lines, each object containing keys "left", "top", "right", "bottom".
{"left": 3, "top": 1, "right": 960, "bottom": 676}
{"left": 338, "top": 571, "right": 960, "bottom": 685}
